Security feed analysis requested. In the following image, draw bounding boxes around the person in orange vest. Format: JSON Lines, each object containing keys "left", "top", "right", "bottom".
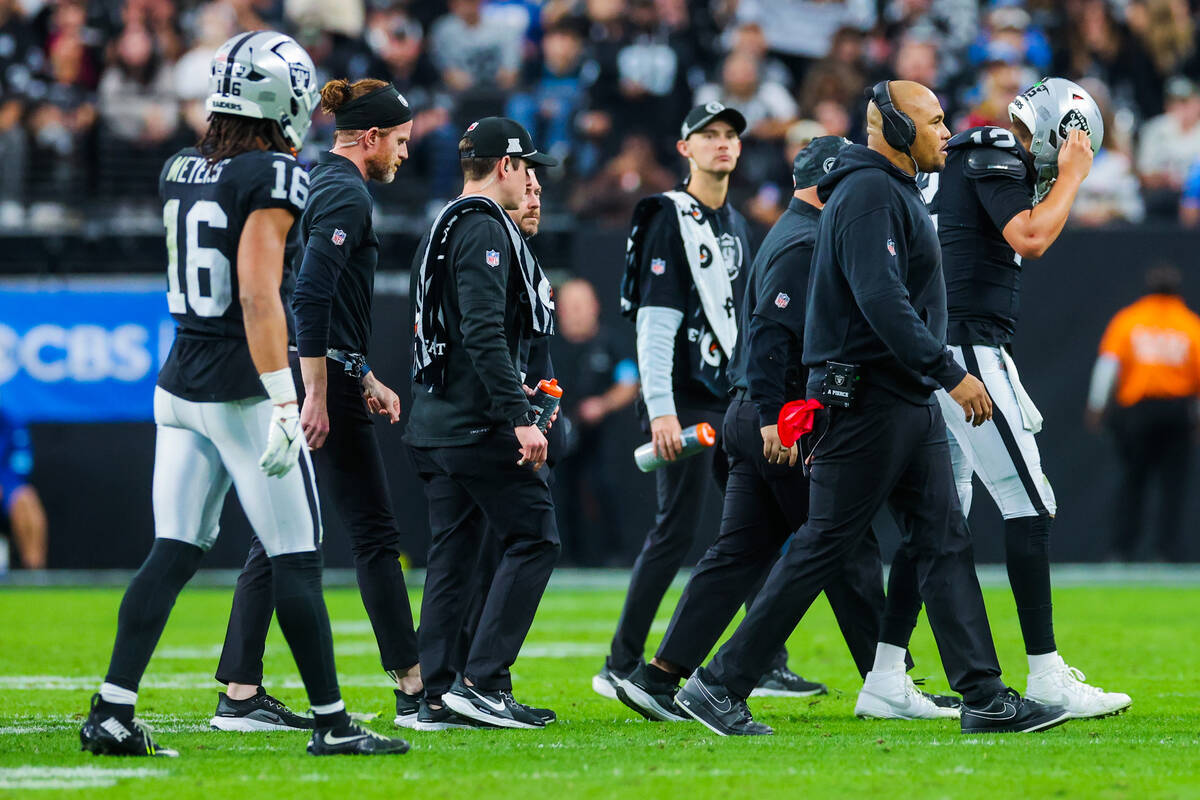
{"left": 1086, "top": 264, "right": 1200, "bottom": 562}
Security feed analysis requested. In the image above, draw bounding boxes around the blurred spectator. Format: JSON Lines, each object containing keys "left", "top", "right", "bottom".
{"left": 1059, "top": 0, "right": 1161, "bottom": 120}
{"left": 813, "top": 98, "right": 852, "bottom": 139}
{"left": 1126, "top": 0, "right": 1196, "bottom": 84}
{"left": 1086, "top": 264, "right": 1200, "bottom": 562}
{"left": 1137, "top": 76, "right": 1200, "bottom": 218}
{"left": 548, "top": 277, "right": 639, "bottom": 565}
{"left": 97, "top": 25, "right": 178, "bottom": 145}
{"left": 784, "top": 119, "right": 826, "bottom": 166}
{"left": 284, "top": 0, "right": 364, "bottom": 39}
{"left": 507, "top": 19, "right": 597, "bottom": 166}
{"left": 0, "top": 0, "right": 39, "bottom": 225}
{"left": 570, "top": 133, "right": 675, "bottom": 225}
{"left": 725, "top": 21, "right": 794, "bottom": 89}
{"left": 959, "top": 44, "right": 1030, "bottom": 129}
{"left": 734, "top": 0, "right": 875, "bottom": 81}
{"left": 174, "top": 2, "right": 237, "bottom": 138}
{"left": 0, "top": 402, "right": 47, "bottom": 570}
{"left": 893, "top": 33, "right": 940, "bottom": 90}
{"left": 1072, "top": 78, "right": 1145, "bottom": 225}
{"left": 429, "top": 0, "right": 520, "bottom": 96}
{"left": 967, "top": 0, "right": 1051, "bottom": 72}
{"left": 695, "top": 51, "right": 796, "bottom": 142}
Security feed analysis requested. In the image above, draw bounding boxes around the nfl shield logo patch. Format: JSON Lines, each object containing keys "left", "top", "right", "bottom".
{"left": 485, "top": 249, "right": 501, "bottom": 268}
{"left": 331, "top": 228, "right": 346, "bottom": 246}
{"left": 651, "top": 258, "right": 666, "bottom": 275}
{"left": 775, "top": 292, "right": 790, "bottom": 309}
{"left": 887, "top": 238, "right": 897, "bottom": 256}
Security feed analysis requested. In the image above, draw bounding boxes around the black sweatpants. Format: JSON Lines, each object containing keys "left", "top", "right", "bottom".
{"left": 409, "top": 429, "right": 561, "bottom": 698}
{"left": 656, "top": 399, "right": 900, "bottom": 678}
{"left": 607, "top": 405, "right": 789, "bottom": 673}
{"left": 1110, "top": 397, "right": 1193, "bottom": 562}
{"left": 215, "top": 355, "right": 419, "bottom": 685}
{"left": 709, "top": 393, "right": 1005, "bottom": 704}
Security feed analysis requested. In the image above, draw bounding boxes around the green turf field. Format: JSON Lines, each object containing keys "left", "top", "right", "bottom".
{"left": 0, "top": 577, "right": 1197, "bottom": 799}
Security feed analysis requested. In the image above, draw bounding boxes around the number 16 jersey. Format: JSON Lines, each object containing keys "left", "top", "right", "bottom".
{"left": 156, "top": 147, "right": 308, "bottom": 402}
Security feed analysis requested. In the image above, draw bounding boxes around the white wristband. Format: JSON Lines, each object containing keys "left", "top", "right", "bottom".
{"left": 260, "top": 367, "right": 297, "bottom": 405}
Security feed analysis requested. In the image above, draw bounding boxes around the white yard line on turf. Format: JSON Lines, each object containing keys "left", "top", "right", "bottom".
{"left": 0, "top": 766, "right": 165, "bottom": 790}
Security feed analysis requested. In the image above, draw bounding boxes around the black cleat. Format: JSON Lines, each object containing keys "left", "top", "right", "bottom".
{"left": 210, "top": 687, "right": 314, "bottom": 732}
{"left": 750, "top": 667, "right": 828, "bottom": 698}
{"left": 961, "top": 688, "right": 1070, "bottom": 734}
{"left": 615, "top": 664, "right": 688, "bottom": 721}
{"left": 393, "top": 688, "right": 421, "bottom": 729}
{"left": 306, "top": 721, "right": 410, "bottom": 755}
{"left": 674, "top": 671, "right": 773, "bottom": 737}
{"left": 913, "top": 678, "right": 962, "bottom": 709}
{"left": 413, "top": 698, "right": 483, "bottom": 731}
{"left": 442, "top": 677, "right": 544, "bottom": 729}
{"left": 80, "top": 694, "right": 179, "bottom": 757}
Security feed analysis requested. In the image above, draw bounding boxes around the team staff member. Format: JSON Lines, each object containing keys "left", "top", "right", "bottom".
{"left": 210, "top": 79, "right": 423, "bottom": 732}
{"left": 615, "top": 137, "right": 955, "bottom": 723}
{"left": 407, "top": 117, "right": 560, "bottom": 729}
{"left": 1087, "top": 264, "right": 1200, "bottom": 562}
{"left": 0, "top": 403, "right": 47, "bottom": 570}
{"left": 675, "top": 81, "right": 1069, "bottom": 737}
{"left": 874, "top": 78, "right": 1130, "bottom": 720}
{"left": 602, "top": 103, "right": 808, "bottom": 698}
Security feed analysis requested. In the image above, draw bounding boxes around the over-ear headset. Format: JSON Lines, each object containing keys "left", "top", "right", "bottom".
{"left": 867, "top": 80, "right": 916, "bottom": 153}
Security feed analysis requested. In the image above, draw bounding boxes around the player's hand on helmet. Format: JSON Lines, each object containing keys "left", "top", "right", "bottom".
{"left": 948, "top": 374, "right": 993, "bottom": 427}
{"left": 260, "top": 402, "right": 304, "bottom": 477}
{"left": 1057, "top": 129, "right": 1094, "bottom": 184}
{"left": 761, "top": 424, "right": 798, "bottom": 467}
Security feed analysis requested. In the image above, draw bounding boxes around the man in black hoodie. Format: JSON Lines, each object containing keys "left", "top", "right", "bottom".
{"left": 673, "top": 81, "right": 1072, "bottom": 737}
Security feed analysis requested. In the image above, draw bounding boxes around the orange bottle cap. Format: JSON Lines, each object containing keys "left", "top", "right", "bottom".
{"left": 538, "top": 378, "right": 563, "bottom": 398}
{"left": 696, "top": 422, "right": 716, "bottom": 447}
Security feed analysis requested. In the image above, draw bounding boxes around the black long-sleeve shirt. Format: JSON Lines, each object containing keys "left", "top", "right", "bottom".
{"left": 805, "top": 145, "right": 966, "bottom": 405}
{"left": 292, "top": 151, "right": 379, "bottom": 358}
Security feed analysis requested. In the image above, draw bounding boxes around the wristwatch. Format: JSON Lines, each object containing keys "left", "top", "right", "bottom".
{"left": 512, "top": 408, "right": 539, "bottom": 427}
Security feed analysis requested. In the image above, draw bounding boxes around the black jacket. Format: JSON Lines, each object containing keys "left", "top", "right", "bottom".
{"left": 804, "top": 145, "right": 966, "bottom": 404}
{"left": 404, "top": 212, "right": 533, "bottom": 447}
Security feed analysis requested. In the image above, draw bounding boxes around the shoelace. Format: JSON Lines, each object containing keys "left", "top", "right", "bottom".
{"left": 350, "top": 723, "right": 392, "bottom": 742}
{"left": 1057, "top": 664, "right": 1105, "bottom": 695}
{"left": 734, "top": 700, "right": 755, "bottom": 725}
{"left": 130, "top": 717, "right": 160, "bottom": 748}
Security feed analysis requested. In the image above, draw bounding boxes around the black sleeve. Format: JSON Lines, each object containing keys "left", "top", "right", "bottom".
{"left": 637, "top": 207, "right": 690, "bottom": 311}
{"left": 453, "top": 216, "right": 531, "bottom": 425}
{"left": 747, "top": 315, "right": 796, "bottom": 429}
{"left": 753, "top": 243, "right": 811, "bottom": 334}
{"left": 973, "top": 175, "right": 1033, "bottom": 233}
{"left": 292, "top": 188, "right": 370, "bottom": 357}
{"left": 838, "top": 205, "right": 966, "bottom": 390}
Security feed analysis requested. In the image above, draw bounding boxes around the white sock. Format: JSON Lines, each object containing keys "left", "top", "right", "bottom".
{"left": 99, "top": 682, "right": 137, "bottom": 707}
{"left": 871, "top": 643, "right": 907, "bottom": 675}
{"left": 310, "top": 699, "right": 345, "bottom": 715}
{"left": 1028, "top": 651, "right": 1060, "bottom": 675}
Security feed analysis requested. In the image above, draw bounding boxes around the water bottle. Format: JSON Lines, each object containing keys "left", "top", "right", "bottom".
{"left": 634, "top": 422, "right": 717, "bottom": 472}
{"left": 530, "top": 378, "right": 563, "bottom": 434}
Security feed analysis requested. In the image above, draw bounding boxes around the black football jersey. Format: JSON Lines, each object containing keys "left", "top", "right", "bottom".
{"left": 156, "top": 147, "right": 308, "bottom": 402}
{"left": 926, "top": 126, "right": 1035, "bottom": 346}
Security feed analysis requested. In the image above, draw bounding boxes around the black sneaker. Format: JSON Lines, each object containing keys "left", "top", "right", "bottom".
{"left": 591, "top": 663, "right": 630, "bottom": 700}
{"left": 525, "top": 704, "right": 557, "bottom": 725}
{"left": 209, "top": 687, "right": 314, "bottom": 732}
{"left": 442, "top": 677, "right": 544, "bottom": 729}
{"left": 393, "top": 688, "right": 421, "bottom": 729}
{"left": 413, "top": 698, "right": 483, "bottom": 731}
{"left": 913, "top": 678, "right": 962, "bottom": 709}
{"left": 674, "top": 671, "right": 774, "bottom": 737}
{"left": 615, "top": 664, "right": 688, "bottom": 721}
{"left": 306, "top": 721, "right": 410, "bottom": 755}
{"left": 750, "top": 667, "right": 828, "bottom": 698}
{"left": 961, "top": 688, "right": 1070, "bottom": 734}
{"left": 80, "top": 694, "right": 179, "bottom": 757}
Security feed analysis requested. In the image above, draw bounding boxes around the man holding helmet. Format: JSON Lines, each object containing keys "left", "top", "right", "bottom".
{"left": 863, "top": 78, "right": 1131, "bottom": 721}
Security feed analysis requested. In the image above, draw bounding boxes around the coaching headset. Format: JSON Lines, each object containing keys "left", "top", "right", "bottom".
{"left": 867, "top": 80, "right": 918, "bottom": 171}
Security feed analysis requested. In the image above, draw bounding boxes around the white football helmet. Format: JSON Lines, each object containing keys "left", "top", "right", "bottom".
{"left": 1008, "top": 77, "right": 1104, "bottom": 171}
{"left": 205, "top": 31, "right": 319, "bottom": 150}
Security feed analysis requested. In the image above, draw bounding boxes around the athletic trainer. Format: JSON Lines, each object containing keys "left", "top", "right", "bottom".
{"left": 79, "top": 32, "right": 407, "bottom": 757}
{"left": 674, "top": 80, "right": 1070, "bottom": 737}
{"left": 211, "top": 77, "right": 424, "bottom": 732}
{"left": 873, "top": 78, "right": 1131, "bottom": 720}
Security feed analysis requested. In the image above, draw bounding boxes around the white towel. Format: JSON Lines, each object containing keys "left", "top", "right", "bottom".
{"left": 999, "top": 347, "right": 1043, "bottom": 434}
{"left": 662, "top": 191, "right": 737, "bottom": 359}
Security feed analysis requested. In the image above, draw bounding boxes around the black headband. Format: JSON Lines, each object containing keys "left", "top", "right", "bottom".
{"left": 334, "top": 83, "right": 413, "bottom": 130}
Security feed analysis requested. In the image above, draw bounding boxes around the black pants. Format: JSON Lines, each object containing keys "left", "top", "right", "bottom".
{"left": 556, "top": 425, "right": 623, "bottom": 566}
{"left": 1110, "top": 398, "right": 1193, "bottom": 562}
{"left": 656, "top": 399, "right": 899, "bottom": 678}
{"left": 409, "top": 429, "right": 561, "bottom": 697}
{"left": 215, "top": 355, "right": 419, "bottom": 685}
{"left": 607, "top": 405, "right": 784, "bottom": 673}
{"left": 709, "top": 393, "right": 1005, "bottom": 704}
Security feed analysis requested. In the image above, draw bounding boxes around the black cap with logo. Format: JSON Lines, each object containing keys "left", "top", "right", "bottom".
{"left": 460, "top": 116, "right": 558, "bottom": 166}
{"left": 680, "top": 102, "right": 747, "bottom": 140}
{"left": 792, "top": 135, "right": 852, "bottom": 188}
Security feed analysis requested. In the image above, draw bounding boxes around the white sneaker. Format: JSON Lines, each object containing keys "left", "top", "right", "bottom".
{"left": 855, "top": 671, "right": 960, "bottom": 720}
{"left": 1025, "top": 655, "right": 1131, "bottom": 719}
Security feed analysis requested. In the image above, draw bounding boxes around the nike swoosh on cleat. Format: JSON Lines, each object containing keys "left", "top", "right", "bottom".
{"left": 323, "top": 732, "right": 368, "bottom": 746}
{"left": 695, "top": 682, "right": 733, "bottom": 714}
{"left": 470, "top": 689, "right": 509, "bottom": 713}
{"left": 966, "top": 702, "right": 1017, "bottom": 720}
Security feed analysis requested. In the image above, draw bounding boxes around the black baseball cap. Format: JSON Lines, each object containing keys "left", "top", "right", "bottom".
{"left": 680, "top": 102, "right": 747, "bottom": 140}
{"left": 793, "top": 135, "right": 852, "bottom": 188}
{"left": 460, "top": 116, "right": 558, "bottom": 167}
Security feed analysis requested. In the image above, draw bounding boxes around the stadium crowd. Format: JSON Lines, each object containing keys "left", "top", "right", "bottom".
{"left": 3, "top": 0, "right": 1200, "bottom": 230}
